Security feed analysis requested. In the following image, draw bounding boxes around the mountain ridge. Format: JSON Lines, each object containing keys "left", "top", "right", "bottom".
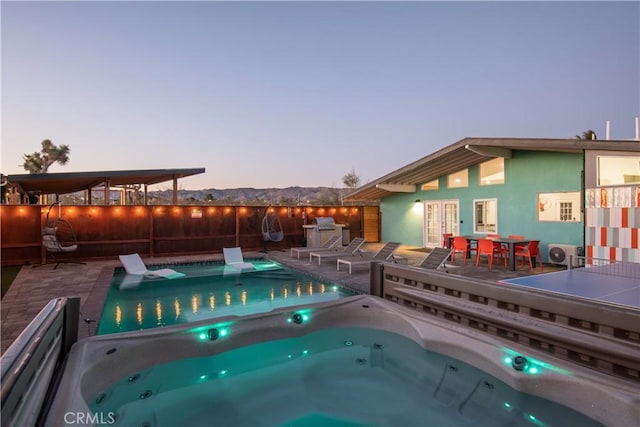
{"left": 149, "top": 186, "right": 349, "bottom": 204}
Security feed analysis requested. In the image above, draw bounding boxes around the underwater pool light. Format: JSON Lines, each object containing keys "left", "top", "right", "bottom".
{"left": 525, "top": 413, "right": 545, "bottom": 427}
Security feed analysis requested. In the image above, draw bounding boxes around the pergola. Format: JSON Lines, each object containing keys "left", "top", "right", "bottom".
{"left": 5, "top": 168, "right": 205, "bottom": 205}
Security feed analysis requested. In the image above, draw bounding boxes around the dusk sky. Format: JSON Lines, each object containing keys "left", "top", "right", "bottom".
{"left": 2, "top": 1, "right": 639, "bottom": 190}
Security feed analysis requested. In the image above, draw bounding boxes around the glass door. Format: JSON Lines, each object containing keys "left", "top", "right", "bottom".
{"left": 424, "top": 200, "right": 459, "bottom": 247}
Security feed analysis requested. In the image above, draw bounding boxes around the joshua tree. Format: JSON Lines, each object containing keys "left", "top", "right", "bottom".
{"left": 342, "top": 168, "right": 361, "bottom": 189}
{"left": 22, "top": 139, "right": 71, "bottom": 173}
{"left": 575, "top": 130, "right": 597, "bottom": 140}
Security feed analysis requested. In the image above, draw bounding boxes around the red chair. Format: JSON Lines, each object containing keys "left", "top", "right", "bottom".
{"left": 488, "top": 234, "right": 508, "bottom": 260}
{"left": 476, "top": 238, "right": 506, "bottom": 270}
{"left": 442, "top": 233, "right": 454, "bottom": 248}
{"left": 508, "top": 234, "right": 527, "bottom": 252}
{"left": 451, "top": 236, "right": 470, "bottom": 264}
{"left": 515, "top": 240, "right": 543, "bottom": 271}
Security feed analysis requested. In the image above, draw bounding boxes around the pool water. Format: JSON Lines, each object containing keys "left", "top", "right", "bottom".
{"left": 88, "top": 327, "right": 600, "bottom": 427}
{"left": 98, "top": 260, "right": 354, "bottom": 335}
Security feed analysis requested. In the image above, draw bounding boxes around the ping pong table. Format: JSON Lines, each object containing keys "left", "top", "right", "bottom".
{"left": 501, "top": 262, "right": 640, "bottom": 309}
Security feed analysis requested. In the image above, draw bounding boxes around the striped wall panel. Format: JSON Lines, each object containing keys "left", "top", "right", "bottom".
{"left": 585, "top": 186, "right": 640, "bottom": 262}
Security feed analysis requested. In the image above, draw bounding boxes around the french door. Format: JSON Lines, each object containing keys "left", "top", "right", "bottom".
{"left": 423, "top": 200, "right": 459, "bottom": 247}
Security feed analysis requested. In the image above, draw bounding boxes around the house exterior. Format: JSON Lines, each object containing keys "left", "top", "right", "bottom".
{"left": 344, "top": 137, "right": 640, "bottom": 264}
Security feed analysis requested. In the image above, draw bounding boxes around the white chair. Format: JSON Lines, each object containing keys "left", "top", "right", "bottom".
{"left": 309, "top": 237, "right": 365, "bottom": 265}
{"left": 119, "top": 253, "right": 185, "bottom": 279}
{"left": 290, "top": 235, "right": 342, "bottom": 259}
{"left": 223, "top": 247, "right": 256, "bottom": 272}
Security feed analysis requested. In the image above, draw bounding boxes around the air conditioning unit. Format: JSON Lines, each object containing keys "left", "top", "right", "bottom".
{"left": 548, "top": 244, "right": 579, "bottom": 267}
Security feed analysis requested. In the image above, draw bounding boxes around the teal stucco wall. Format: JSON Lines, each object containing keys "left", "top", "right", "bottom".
{"left": 380, "top": 151, "right": 584, "bottom": 261}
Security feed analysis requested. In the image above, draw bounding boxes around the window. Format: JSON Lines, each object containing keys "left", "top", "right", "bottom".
{"left": 474, "top": 199, "right": 497, "bottom": 233}
{"left": 448, "top": 169, "right": 468, "bottom": 188}
{"left": 597, "top": 156, "right": 640, "bottom": 186}
{"left": 479, "top": 158, "right": 505, "bottom": 185}
{"left": 421, "top": 179, "right": 439, "bottom": 191}
{"left": 538, "top": 192, "right": 581, "bottom": 222}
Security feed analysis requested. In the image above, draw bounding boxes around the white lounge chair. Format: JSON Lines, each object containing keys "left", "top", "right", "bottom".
{"left": 336, "top": 242, "right": 402, "bottom": 274}
{"left": 309, "top": 237, "right": 365, "bottom": 265}
{"left": 119, "top": 253, "right": 185, "bottom": 279}
{"left": 223, "top": 247, "right": 256, "bottom": 272}
{"left": 290, "top": 235, "right": 342, "bottom": 259}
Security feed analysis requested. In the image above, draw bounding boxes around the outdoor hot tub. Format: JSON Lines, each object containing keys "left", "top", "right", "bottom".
{"left": 39, "top": 295, "right": 639, "bottom": 426}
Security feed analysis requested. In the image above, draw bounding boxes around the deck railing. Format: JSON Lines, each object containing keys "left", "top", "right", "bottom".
{"left": 1, "top": 297, "right": 80, "bottom": 427}
{"left": 371, "top": 262, "right": 640, "bottom": 384}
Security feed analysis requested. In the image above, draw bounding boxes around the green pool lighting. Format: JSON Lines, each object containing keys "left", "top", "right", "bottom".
{"left": 206, "top": 328, "right": 229, "bottom": 341}
{"left": 199, "top": 375, "right": 207, "bottom": 380}
{"left": 290, "top": 311, "right": 311, "bottom": 324}
{"left": 525, "top": 413, "right": 545, "bottom": 426}
{"left": 193, "top": 323, "right": 233, "bottom": 341}
{"left": 501, "top": 346, "right": 572, "bottom": 376}
{"left": 219, "top": 370, "right": 228, "bottom": 376}
{"left": 302, "top": 350, "right": 309, "bottom": 355}
{"left": 504, "top": 402, "right": 511, "bottom": 409}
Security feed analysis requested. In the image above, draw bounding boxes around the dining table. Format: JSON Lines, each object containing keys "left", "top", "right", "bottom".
{"left": 446, "top": 235, "right": 533, "bottom": 271}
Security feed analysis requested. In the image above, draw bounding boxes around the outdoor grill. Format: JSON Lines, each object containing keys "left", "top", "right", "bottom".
{"left": 303, "top": 217, "right": 346, "bottom": 247}
{"left": 314, "top": 217, "right": 337, "bottom": 230}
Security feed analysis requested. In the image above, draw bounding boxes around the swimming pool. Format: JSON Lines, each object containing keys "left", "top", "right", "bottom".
{"left": 48, "top": 296, "right": 639, "bottom": 426}
{"left": 99, "top": 260, "right": 354, "bottom": 335}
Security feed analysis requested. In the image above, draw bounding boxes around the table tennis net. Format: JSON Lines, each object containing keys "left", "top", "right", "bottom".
{"left": 572, "top": 256, "right": 640, "bottom": 280}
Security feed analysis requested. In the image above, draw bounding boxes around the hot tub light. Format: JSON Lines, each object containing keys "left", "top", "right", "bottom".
{"left": 528, "top": 366, "right": 539, "bottom": 375}
{"left": 302, "top": 350, "right": 309, "bottom": 356}
{"left": 503, "top": 356, "right": 513, "bottom": 365}
{"left": 512, "top": 355, "right": 528, "bottom": 371}
{"left": 503, "top": 402, "right": 512, "bottom": 409}
{"left": 208, "top": 328, "right": 220, "bottom": 340}
{"left": 526, "top": 413, "right": 545, "bottom": 427}
{"left": 219, "top": 370, "right": 228, "bottom": 376}
{"left": 290, "top": 312, "right": 310, "bottom": 324}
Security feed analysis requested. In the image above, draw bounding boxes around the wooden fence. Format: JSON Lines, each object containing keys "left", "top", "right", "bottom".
{"left": 0, "top": 205, "right": 380, "bottom": 266}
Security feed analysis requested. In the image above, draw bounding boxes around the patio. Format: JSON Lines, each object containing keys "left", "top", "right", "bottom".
{"left": 0, "top": 243, "right": 564, "bottom": 354}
